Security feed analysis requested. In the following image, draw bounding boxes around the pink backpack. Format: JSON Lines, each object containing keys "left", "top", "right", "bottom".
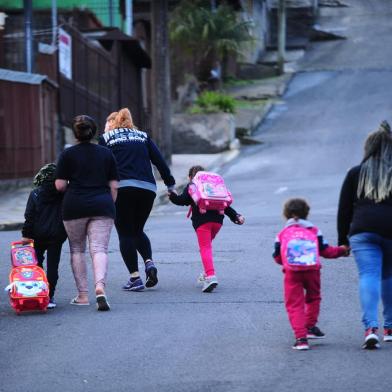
{"left": 279, "top": 225, "right": 321, "bottom": 271}
{"left": 188, "top": 171, "right": 233, "bottom": 215}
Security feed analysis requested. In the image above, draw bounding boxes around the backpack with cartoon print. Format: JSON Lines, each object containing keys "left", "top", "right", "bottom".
{"left": 279, "top": 225, "right": 321, "bottom": 271}
{"left": 6, "top": 241, "right": 49, "bottom": 314}
{"left": 188, "top": 171, "right": 233, "bottom": 215}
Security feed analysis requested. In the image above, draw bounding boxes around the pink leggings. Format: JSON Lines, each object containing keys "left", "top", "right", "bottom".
{"left": 195, "top": 222, "right": 222, "bottom": 277}
{"left": 63, "top": 216, "right": 114, "bottom": 293}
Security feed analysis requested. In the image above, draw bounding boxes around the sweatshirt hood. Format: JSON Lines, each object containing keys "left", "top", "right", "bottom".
{"left": 285, "top": 218, "right": 314, "bottom": 228}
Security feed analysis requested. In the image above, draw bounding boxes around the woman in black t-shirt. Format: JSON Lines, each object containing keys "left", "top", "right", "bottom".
{"left": 55, "top": 115, "right": 118, "bottom": 311}
{"left": 337, "top": 121, "right": 392, "bottom": 349}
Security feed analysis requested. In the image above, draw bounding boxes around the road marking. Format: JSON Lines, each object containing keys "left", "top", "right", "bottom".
{"left": 274, "top": 186, "right": 288, "bottom": 194}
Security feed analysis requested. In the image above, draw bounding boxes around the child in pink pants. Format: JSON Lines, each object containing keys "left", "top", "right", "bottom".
{"left": 169, "top": 166, "right": 244, "bottom": 292}
{"left": 273, "top": 198, "right": 349, "bottom": 350}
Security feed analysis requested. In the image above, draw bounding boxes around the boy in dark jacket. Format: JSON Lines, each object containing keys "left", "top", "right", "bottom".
{"left": 21, "top": 163, "right": 67, "bottom": 309}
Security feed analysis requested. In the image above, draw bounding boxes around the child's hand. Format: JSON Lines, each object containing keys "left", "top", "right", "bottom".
{"left": 339, "top": 245, "right": 350, "bottom": 257}
{"left": 235, "top": 214, "right": 245, "bottom": 225}
{"left": 167, "top": 189, "right": 178, "bottom": 197}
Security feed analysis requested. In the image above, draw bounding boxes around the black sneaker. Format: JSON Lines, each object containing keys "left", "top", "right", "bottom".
{"left": 362, "top": 327, "right": 380, "bottom": 349}
{"left": 122, "top": 277, "right": 145, "bottom": 291}
{"left": 307, "top": 326, "right": 325, "bottom": 339}
{"left": 96, "top": 295, "right": 110, "bottom": 311}
{"left": 145, "top": 260, "right": 158, "bottom": 288}
{"left": 292, "top": 338, "right": 309, "bottom": 350}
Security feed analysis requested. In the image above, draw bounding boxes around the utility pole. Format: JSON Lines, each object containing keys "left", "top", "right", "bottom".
{"left": 277, "top": 0, "right": 286, "bottom": 75}
{"left": 51, "top": 0, "right": 57, "bottom": 46}
{"left": 109, "top": 0, "right": 114, "bottom": 27}
{"left": 151, "top": 0, "right": 172, "bottom": 162}
{"left": 125, "top": 0, "right": 133, "bottom": 35}
{"left": 24, "top": 0, "right": 33, "bottom": 73}
{"left": 312, "top": 0, "right": 319, "bottom": 17}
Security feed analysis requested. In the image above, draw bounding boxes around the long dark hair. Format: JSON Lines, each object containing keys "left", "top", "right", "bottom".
{"left": 358, "top": 121, "right": 392, "bottom": 202}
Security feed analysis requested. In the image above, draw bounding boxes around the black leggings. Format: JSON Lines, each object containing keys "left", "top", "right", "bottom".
{"left": 115, "top": 187, "right": 156, "bottom": 274}
{"left": 35, "top": 240, "right": 64, "bottom": 298}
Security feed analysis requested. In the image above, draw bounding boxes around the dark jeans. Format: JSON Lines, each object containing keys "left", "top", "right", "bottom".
{"left": 115, "top": 187, "right": 156, "bottom": 274}
{"left": 35, "top": 240, "right": 65, "bottom": 298}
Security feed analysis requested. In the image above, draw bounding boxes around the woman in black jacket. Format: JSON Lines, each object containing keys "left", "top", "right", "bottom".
{"left": 337, "top": 121, "right": 392, "bottom": 349}
{"left": 100, "top": 108, "right": 176, "bottom": 292}
{"left": 22, "top": 163, "right": 67, "bottom": 309}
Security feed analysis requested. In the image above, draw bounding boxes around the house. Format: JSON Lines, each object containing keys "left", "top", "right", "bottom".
{"left": 0, "top": 5, "right": 151, "bottom": 180}
{"left": 0, "top": 68, "right": 57, "bottom": 180}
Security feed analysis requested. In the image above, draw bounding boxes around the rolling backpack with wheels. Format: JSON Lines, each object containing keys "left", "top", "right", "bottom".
{"left": 6, "top": 241, "right": 49, "bottom": 314}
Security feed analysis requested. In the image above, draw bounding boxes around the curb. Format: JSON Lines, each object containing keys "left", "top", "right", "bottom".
{"left": 0, "top": 222, "right": 24, "bottom": 232}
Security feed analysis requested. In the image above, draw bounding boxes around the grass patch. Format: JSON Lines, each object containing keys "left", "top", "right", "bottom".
{"left": 188, "top": 91, "right": 236, "bottom": 114}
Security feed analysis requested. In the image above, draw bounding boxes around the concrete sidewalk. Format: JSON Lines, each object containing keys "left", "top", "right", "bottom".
{"left": 226, "top": 70, "right": 299, "bottom": 137}
{"left": 0, "top": 150, "right": 239, "bottom": 231}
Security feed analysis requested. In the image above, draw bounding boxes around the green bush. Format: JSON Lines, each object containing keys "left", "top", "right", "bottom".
{"left": 189, "top": 91, "right": 236, "bottom": 114}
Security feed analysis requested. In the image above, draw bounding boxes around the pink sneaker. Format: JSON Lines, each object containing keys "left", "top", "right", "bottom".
{"left": 384, "top": 328, "right": 392, "bottom": 342}
{"left": 292, "top": 338, "right": 309, "bottom": 350}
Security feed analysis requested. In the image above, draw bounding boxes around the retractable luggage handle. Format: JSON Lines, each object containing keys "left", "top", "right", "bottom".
{"left": 11, "top": 240, "right": 34, "bottom": 249}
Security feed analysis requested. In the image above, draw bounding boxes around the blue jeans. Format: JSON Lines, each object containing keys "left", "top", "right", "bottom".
{"left": 350, "top": 233, "right": 392, "bottom": 329}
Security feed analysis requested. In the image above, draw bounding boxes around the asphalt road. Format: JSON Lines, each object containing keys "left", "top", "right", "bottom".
{"left": 1, "top": 2, "right": 392, "bottom": 391}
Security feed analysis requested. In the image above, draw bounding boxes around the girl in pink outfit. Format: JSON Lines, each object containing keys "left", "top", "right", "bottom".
{"left": 273, "top": 198, "right": 349, "bottom": 350}
{"left": 169, "top": 166, "right": 244, "bottom": 292}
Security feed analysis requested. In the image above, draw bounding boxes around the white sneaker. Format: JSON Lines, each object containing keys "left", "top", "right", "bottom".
{"left": 197, "top": 273, "right": 206, "bottom": 286}
{"left": 383, "top": 328, "right": 392, "bottom": 342}
{"left": 202, "top": 275, "right": 218, "bottom": 293}
{"left": 47, "top": 298, "right": 57, "bottom": 309}
{"left": 362, "top": 328, "right": 380, "bottom": 349}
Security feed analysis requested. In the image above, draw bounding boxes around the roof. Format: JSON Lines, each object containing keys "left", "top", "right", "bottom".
{"left": 0, "top": 68, "right": 48, "bottom": 85}
{"left": 83, "top": 28, "right": 151, "bottom": 69}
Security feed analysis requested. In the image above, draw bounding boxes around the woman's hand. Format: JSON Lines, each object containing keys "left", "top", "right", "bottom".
{"left": 55, "top": 179, "right": 68, "bottom": 192}
{"left": 109, "top": 180, "right": 118, "bottom": 202}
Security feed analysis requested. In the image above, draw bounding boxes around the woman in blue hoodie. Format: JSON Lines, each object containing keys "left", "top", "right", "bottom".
{"left": 100, "top": 108, "right": 176, "bottom": 291}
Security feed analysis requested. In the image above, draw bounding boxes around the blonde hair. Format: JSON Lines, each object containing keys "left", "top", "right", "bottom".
{"left": 107, "top": 112, "right": 118, "bottom": 122}
{"left": 113, "top": 108, "right": 135, "bottom": 129}
{"left": 105, "top": 112, "right": 118, "bottom": 131}
{"left": 357, "top": 121, "right": 392, "bottom": 202}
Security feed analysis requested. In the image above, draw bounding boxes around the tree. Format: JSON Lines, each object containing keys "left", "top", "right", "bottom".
{"left": 169, "top": 0, "right": 254, "bottom": 81}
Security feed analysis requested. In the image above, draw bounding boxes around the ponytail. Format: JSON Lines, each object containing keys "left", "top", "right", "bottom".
{"left": 114, "top": 108, "right": 135, "bottom": 129}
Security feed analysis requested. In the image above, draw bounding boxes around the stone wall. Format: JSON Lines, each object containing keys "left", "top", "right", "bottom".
{"left": 171, "top": 113, "right": 236, "bottom": 153}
